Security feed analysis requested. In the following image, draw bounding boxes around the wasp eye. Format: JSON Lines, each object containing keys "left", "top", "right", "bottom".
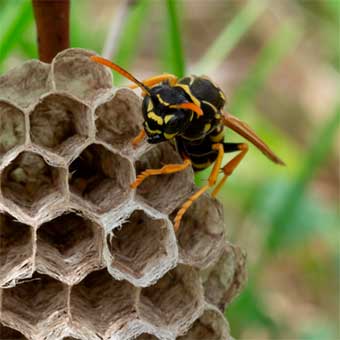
{"left": 166, "top": 118, "right": 180, "bottom": 133}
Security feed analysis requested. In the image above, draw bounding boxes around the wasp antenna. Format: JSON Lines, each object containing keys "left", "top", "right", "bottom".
{"left": 90, "top": 56, "right": 150, "bottom": 95}
{"left": 169, "top": 102, "right": 204, "bottom": 117}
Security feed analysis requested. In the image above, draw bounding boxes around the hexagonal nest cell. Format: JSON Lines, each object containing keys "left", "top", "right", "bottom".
{"left": 1, "top": 151, "right": 65, "bottom": 216}
{"left": 135, "top": 143, "right": 194, "bottom": 214}
{"left": 30, "top": 93, "right": 90, "bottom": 156}
{"left": 175, "top": 193, "right": 225, "bottom": 268}
{"left": 0, "top": 60, "right": 50, "bottom": 108}
{"left": 0, "top": 323, "right": 27, "bottom": 340}
{"left": 106, "top": 210, "right": 174, "bottom": 285}
{"left": 0, "top": 213, "right": 33, "bottom": 286}
{"left": 0, "top": 101, "right": 25, "bottom": 159}
{"left": 1, "top": 273, "right": 68, "bottom": 332}
{"left": 69, "top": 143, "right": 132, "bottom": 214}
{"left": 36, "top": 212, "right": 103, "bottom": 284}
{"left": 95, "top": 88, "right": 143, "bottom": 149}
{"left": 139, "top": 265, "right": 203, "bottom": 335}
{"left": 70, "top": 269, "right": 137, "bottom": 338}
{"left": 202, "top": 244, "right": 246, "bottom": 310}
{"left": 51, "top": 49, "right": 113, "bottom": 103}
{"left": 177, "top": 307, "right": 230, "bottom": 340}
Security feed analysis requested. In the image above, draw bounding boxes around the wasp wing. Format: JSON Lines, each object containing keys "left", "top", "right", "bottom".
{"left": 223, "top": 112, "right": 285, "bottom": 165}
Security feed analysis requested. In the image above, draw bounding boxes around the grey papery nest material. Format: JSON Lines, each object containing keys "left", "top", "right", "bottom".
{"left": 0, "top": 48, "right": 246, "bottom": 340}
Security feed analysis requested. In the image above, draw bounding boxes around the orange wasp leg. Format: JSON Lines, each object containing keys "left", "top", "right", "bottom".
{"left": 211, "top": 143, "right": 248, "bottom": 198}
{"left": 129, "top": 74, "right": 178, "bottom": 90}
{"left": 130, "top": 158, "right": 191, "bottom": 190}
{"left": 132, "top": 129, "right": 146, "bottom": 147}
{"left": 174, "top": 143, "right": 224, "bottom": 231}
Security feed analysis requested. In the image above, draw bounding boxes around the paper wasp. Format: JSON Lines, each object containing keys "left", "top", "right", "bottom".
{"left": 91, "top": 56, "right": 284, "bottom": 231}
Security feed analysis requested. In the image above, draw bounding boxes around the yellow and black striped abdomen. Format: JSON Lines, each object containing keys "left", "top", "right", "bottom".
{"left": 176, "top": 122, "right": 225, "bottom": 172}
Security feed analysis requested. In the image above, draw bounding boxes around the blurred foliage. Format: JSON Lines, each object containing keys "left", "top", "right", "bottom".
{"left": 0, "top": 0, "right": 338, "bottom": 339}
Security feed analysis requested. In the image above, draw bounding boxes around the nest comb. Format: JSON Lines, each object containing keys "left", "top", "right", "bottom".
{"left": 0, "top": 48, "right": 246, "bottom": 340}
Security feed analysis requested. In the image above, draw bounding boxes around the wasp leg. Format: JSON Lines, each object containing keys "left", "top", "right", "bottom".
{"left": 131, "top": 158, "right": 191, "bottom": 189}
{"left": 129, "top": 74, "right": 178, "bottom": 89}
{"left": 132, "top": 129, "right": 146, "bottom": 147}
{"left": 211, "top": 143, "right": 248, "bottom": 198}
{"left": 174, "top": 143, "right": 224, "bottom": 231}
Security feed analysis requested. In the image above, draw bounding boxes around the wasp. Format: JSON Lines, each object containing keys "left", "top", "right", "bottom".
{"left": 91, "top": 56, "right": 284, "bottom": 231}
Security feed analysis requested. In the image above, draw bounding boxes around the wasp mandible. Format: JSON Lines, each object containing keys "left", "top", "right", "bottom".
{"left": 91, "top": 56, "right": 285, "bottom": 231}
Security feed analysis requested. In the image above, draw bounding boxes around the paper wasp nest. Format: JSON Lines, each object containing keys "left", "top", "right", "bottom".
{"left": 0, "top": 49, "right": 246, "bottom": 340}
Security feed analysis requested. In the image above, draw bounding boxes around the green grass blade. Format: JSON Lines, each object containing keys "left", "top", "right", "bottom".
{"left": 164, "top": 0, "right": 185, "bottom": 77}
{"left": 265, "top": 105, "right": 340, "bottom": 252}
{"left": 193, "top": 0, "right": 268, "bottom": 74}
{"left": 112, "top": 0, "right": 151, "bottom": 85}
{"left": 230, "top": 21, "right": 302, "bottom": 115}
{"left": 0, "top": 0, "right": 33, "bottom": 67}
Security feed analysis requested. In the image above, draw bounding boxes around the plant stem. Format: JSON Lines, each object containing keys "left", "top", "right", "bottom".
{"left": 32, "top": 0, "right": 70, "bottom": 62}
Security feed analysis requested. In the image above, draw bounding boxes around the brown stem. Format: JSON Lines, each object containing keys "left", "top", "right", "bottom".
{"left": 32, "top": 0, "right": 70, "bottom": 63}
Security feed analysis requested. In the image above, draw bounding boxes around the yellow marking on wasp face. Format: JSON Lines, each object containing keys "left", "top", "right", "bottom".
{"left": 144, "top": 121, "right": 162, "bottom": 134}
{"left": 188, "top": 76, "right": 195, "bottom": 86}
{"left": 202, "top": 100, "right": 217, "bottom": 113}
{"left": 156, "top": 94, "right": 170, "bottom": 106}
{"left": 219, "top": 90, "right": 226, "bottom": 101}
{"left": 164, "top": 132, "right": 177, "bottom": 140}
{"left": 175, "top": 84, "right": 201, "bottom": 107}
{"left": 204, "top": 123, "right": 211, "bottom": 133}
{"left": 147, "top": 100, "right": 153, "bottom": 112}
{"left": 164, "top": 114, "right": 174, "bottom": 124}
{"left": 192, "top": 160, "right": 211, "bottom": 169}
{"left": 148, "top": 111, "right": 163, "bottom": 125}
{"left": 215, "top": 112, "right": 222, "bottom": 119}
{"left": 209, "top": 129, "right": 225, "bottom": 142}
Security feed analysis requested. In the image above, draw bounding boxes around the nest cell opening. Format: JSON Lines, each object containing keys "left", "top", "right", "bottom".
{"left": 139, "top": 266, "right": 203, "bottom": 331}
{"left": 37, "top": 212, "right": 102, "bottom": 284}
{"left": 69, "top": 144, "right": 132, "bottom": 214}
{"left": 1, "top": 273, "right": 68, "bottom": 328}
{"left": 30, "top": 94, "right": 89, "bottom": 155}
{"left": 0, "top": 60, "right": 50, "bottom": 108}
{"left": 0, "top": 213, "right": 32, "bottom": 284}
{"left": 0, "top": 102, "right": 25, "bottom": 159}
{"left": 135, "top": 143, "right": 194, "bottom": 213}
{"left": 0, "top": 323, "right": 27, "bottom": 340}
{"left": 1, "top": 151, "right": 65, "bottom": 216}
{"left": 177, "top": 309, "right": 229, "bottom": 340}
{"left": 95, "top": 89, "right": 143, "bottom": 149}
{"left": 107, "top": 210, "right": 169, "bottom": 280}
{"left": 52, "top": 49, "right": 112, "bottom": 102}
{"left": 70, "top": 269, "right": 137, "bottom": 337}
{"left": 175, "top": 194, "right": 225, "bottom": 268}
{"left": 135, "top": 334, "right": 158, "bottom": 340}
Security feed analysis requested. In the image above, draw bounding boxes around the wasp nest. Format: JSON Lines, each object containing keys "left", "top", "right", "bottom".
{"left": 0, "top": 49, "right": 246, "bottom": 340}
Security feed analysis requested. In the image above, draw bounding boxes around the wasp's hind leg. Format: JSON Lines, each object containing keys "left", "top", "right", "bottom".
{"left": 211, "top": 142, "right": 248, "bottom": 198}
{"left": 174, "top": 143, "right": 224, "bottom": 231}
{"left": 131, "top": 158, "right": 191, "bottom": 189}
{"left": 129, "top": 74, "right": 178, "bottom": 90}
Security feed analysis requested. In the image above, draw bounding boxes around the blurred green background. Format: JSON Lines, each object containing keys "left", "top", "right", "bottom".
{"left": 1, "top": 0, "right": 338, "bottom": 339}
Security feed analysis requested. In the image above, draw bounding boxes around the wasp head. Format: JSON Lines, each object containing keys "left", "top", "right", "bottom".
{"left": 142, "top": 85, "right": 202, "bottom": 144}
